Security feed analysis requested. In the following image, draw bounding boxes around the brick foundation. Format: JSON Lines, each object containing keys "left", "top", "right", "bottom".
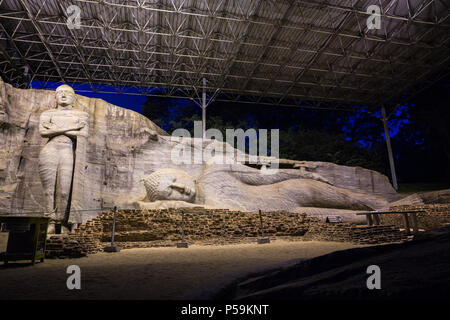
{"left": 79, "top": 208, "right": 316, "bottom": 243}
{"left": 382, "top": 204, "right": 450, "bottom": 230}
{"left": 45, "top": 233, "right": 102, "bottom": 258}
{"left": 303, "top": 223, "right": 409, "bottom": 244}
{"left": 44, "top": 208, "right": 417, "bottom": 258}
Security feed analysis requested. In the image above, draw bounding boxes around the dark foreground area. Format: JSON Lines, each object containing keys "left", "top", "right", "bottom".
{"left": 215, "top": 226, "right": 450, "bottom": 300}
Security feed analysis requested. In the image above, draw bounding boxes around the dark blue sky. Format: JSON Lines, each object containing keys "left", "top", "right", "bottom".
{"left": 30, "top": 80, "right": 408, "bottom": 145}
{"left": 31, "top": 81, "right": 148, "bottom": 114}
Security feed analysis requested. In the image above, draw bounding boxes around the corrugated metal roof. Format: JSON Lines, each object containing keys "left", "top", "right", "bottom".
{"left": 0, "top": 0, "right": 448, "bottom": 110}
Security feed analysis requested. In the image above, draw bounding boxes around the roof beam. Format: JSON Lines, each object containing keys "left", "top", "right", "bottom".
{"left": 15, "top": 55, "right": 383, "bottom": 93}
{"left": 72, "top": 0, "right": 448, "bottom": 26}
{"left": 239, "top": 0, "right": 297, "bottom": 95}
{"left": 4, "top": 34, "right": 437, "bottom": 81}
{"left": 324, "top": 0, "right": 402, "bottom": 103}
{"left": 17, "top": 0, "right": 66, "bottom": 82}
{"left": 263, "top": 0, "right": 367, "bottom": 101}
{"left": 216, "top": 0, "right": 264, "bottom": 91}
{"left": 56, "top": 0, "right": 95, "bottom": 90}
{"left": 3, "top": 24, "right": 439, "bottom": 67}
{"left": 1, "top": 7, "right": 446, "bottom": 50}
{"left": 31, "top": 71, "right": 368, "bottom": 105}
{"left": 277, "top": 9, "right": 356, "bottom": 104}
{"left": 296, "top": 0, "right": 444, "bottom": 26}
{"left": 0, "top": 0, "right": 447, "bottom": 107}
{"left": 0, "top": 22, "right": 35, "bottom": 85}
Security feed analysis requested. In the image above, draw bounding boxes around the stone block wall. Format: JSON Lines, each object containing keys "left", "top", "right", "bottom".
{"left": 77, "top": 208, "right": 316, "bottom": 245}
{"left": 45, "top": 208, "right": 413, "bottom": 258}
{"left": 303, "top": 223, "right": 409, "bottom": 244}
{"left": 382, "top": 204, "right": 450, "bottom": 230}
{"left": 45, "top": 234, "right": 102, "bottom": 258}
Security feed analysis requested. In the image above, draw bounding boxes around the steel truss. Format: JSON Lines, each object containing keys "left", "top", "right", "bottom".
{"left": 0, "top": 0, "right": 449, "bottom": 110}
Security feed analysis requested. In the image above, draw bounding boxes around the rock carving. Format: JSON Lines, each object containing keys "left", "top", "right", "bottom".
{"left": 38, "top": 84, "right": 89, "bottom": 223}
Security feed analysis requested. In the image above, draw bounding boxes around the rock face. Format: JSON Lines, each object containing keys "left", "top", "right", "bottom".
{"left": 0, "top": 78, "right": 166, "bottom": 223}
{"left": 38, "top": 85, "right": 90, "bottom": 223}
{"left": 197, "top": 162, "right": 391, "bottom": 212}
{"left": 0, "top": 78, "right": 399, "bottom": 224}
{"left": 291, "top": 160, "right": 398, "bottom": 201}
{"left": 390, "top": 189, "right": 450, "bottom": 207}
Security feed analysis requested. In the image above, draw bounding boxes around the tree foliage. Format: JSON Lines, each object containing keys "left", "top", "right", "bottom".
{"left": 141, "top": 79, "right": 449, "bottom": 184}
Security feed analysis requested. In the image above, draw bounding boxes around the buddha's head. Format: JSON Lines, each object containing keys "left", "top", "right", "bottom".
{"left": 55, "top": 84, "right": 75, "bottom": 109}
{"left": 142, "top": 168, "right": 196, "bottom": 203}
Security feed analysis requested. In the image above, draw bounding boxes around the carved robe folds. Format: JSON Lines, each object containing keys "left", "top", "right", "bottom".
{"left": 38, "top": 108, "right": 89, "bottom": 223}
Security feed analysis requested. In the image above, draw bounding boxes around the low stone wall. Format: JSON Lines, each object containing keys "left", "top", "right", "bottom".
{"left": 79, "top": 208, "right": 316, "bottom": 243}
{"left": 382, "top": 204, "right": 450, "bottom": 230}
{"left": 304, "top": 223, "right": 409, "bottom": 245}
{"left": 76, "top": 208, "right": 409, "bottom": 247}
{"left": 45, "top": 208, "right": 412, "bottom": 258}
{"left": 45, "top": 234, "right": 102, "bottom": 259}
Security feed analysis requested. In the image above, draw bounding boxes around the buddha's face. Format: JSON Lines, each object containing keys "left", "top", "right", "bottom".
{"left": 55, "top": 86, "right": 75, "bottom": 108}
{"left": 142, "top": 168, "right": 196, "bottom": 203}
{"left": 157, "top": 176, "right": 196, "bottom": 202}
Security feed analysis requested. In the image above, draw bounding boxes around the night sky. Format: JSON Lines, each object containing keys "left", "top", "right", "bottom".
{"left": 31, "top": 81, "right": 147, "bottom": 114}
{"left": 30, "top": 80, "right": 408, "bottom": 141}
{"left": 10, "top": 80, "right": 450, "bottom": 185}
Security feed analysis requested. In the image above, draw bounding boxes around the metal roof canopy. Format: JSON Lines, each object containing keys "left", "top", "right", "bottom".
{"left": 0, "top": 0, "right": 449, "bottom": 111}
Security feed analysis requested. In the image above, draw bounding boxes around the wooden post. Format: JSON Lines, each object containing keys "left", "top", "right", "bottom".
{"left": 111, "top": 206, "right": 117, "bottom": 247}
{"left": 104, "top": 206, "right": 121, "bottom": 252}
{"left": 177, "top": 210, "right": 188, "bottom": 248}
{"left": 381, "top": 106, "right": 398, "bottom": 190}
{"left": 31, "top": 223, "right": 39, "bottom": 265}
{"left": 259, "top": 209, "right": 264, "bottom": 238}
{"left": 366, "top": 213, "right": 374, "bottom": 226}
{"left": 257, "top": 210, "right": 270, "bottom": 244}
{"left": 373, "top": 213, "right": 381, "bottom": 225}
{"left": 411, "top": 213, "right": 419, "bottom": 234}
{"left": 181, "top": 210, "right": 185, "bottom": 243}
{"left": 41, "top": 220, "right": 49, "bottom": 262}
{"left": 402, "top": 213, "right": 411, "bottom": 235}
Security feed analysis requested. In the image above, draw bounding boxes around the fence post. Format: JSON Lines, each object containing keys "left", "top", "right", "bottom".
{"left": 111, "top": 206, "right": 117, "bottom": 246}
{"left": 402, "top": 213, "right": 411, "bottom": 235}
{"left": 257, "top": 210, "right": 270, "bottom": 244}
{"left": 411, "top": 212, "right": 419, "bottom": 234}
{"left": 177, "top": 210, "right": 188, "bottom": 248}
{"left": 104, "top": 206, "right": 121, "bottom": 252}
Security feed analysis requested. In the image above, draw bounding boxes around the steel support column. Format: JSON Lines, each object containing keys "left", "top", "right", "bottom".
{"left": 202, "top": 77, "right": 206, "bottom": 139}
{"left": 381, "top": 106, "right": 398, "bottom": 190}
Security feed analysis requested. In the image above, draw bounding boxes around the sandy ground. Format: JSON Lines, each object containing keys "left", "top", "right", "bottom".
{"left": 0, "top": 240, "right": 359, "bottom": 300}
